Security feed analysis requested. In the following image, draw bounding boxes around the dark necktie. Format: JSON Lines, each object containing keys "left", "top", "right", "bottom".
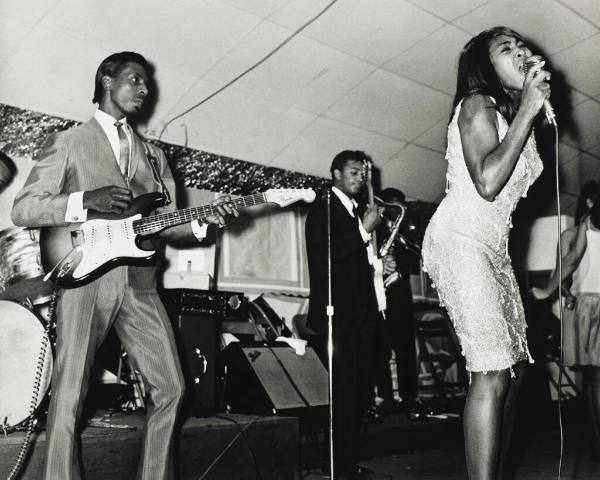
{"left": 352, "top": 204, "right": 360, "bottom": 227}
{"left": 114, "top": 121, "right": 130, "bottom": 180}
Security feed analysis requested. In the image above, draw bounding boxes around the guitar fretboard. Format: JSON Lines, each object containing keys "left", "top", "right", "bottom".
{"left": 132, "top": 193, "right": 267, "bottom": 234}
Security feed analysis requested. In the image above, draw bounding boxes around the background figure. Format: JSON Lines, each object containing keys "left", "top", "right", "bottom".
{"left": 305, "top": 150, "right": 382, "bottom": 479}
{"left": 11, "top": 52, "right": 234, "bottom": 480}
{"left": 532, "top": 180, "right": 600, "bottom": 461}
{"left": 421, "top": 27, "right": 551, "bottom": 479}
{"left": 374, "top": 187, "right": 418, "bottom": 415}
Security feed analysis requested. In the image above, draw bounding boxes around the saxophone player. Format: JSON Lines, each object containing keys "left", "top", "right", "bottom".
{"left": 374, "top": 188, "right": 419, "bottom": 416}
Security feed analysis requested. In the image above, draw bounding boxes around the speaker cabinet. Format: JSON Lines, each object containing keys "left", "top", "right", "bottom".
{"left": 161, "top": 288, "right": 246, "bottom": 321}
{"left": 223, "top": 343, "right": 328, "bottom": 414}
{"left": 160, "top": 289, "right": 247, "bottom": 415}
{"left": 176, "top": 314, "right": 221, "bottom": 415}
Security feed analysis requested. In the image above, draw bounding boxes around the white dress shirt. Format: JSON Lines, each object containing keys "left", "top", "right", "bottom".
{"left": 331, "top": 186, "right": 371, "bottom": 243}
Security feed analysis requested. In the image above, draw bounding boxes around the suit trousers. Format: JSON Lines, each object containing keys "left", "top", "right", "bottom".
{"left": 43, "top": 267, "right": 185, "bottom": 480}
{"left": 375, "top": 281, "right": 418, "bottom": 405}
{"left": 310, "top": 318, "right": 378, "bottom": 476}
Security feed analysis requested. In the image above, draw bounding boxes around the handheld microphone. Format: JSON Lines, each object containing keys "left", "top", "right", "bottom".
{"left": 523, "top": 56, "right": 557, "bottom": 126}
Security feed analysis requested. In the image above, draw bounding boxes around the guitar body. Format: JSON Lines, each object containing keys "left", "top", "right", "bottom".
{"left": 40, "top": 192, "right": 166, "bottom": 288}
{"left": 39, "top": 188, "right": 316, "bottom": 289}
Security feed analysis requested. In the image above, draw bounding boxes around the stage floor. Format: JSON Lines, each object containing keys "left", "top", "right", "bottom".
{"left": 5, "top": 401, "right": 593, "bottom": 480}
{"left": 0, "top": 411, "right": 299, "bottom": 480}
{"left": 1, "top": 405, "right": 462, "bottom": 480}
{"left": 304, "top": 398, "right": 599, "bottom": 480}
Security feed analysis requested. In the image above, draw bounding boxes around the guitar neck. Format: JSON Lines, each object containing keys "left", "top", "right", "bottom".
{"left": 365, "top": 167, "right": 378, "bottom": 250}
{"left": 132, "top": 192, "right": 267, "bottom": 234}
{"left": 367, "top": 198, "right": 377, "bottom": 248}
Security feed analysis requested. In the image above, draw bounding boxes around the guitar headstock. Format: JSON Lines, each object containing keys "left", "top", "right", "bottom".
{"left": 362, "top": 158, "right": 373, "bottom": 184}
{"left": 264, "top": 189, "right": 316, "bottom": 207}
{"left": 361, "top": 158, "right": 376, "bottom": 205}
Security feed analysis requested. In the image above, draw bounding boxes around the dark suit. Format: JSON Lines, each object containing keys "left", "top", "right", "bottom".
{"left": 305, "top": 191, "right": 379, "bottom": 476}
{"left": 12, "top": 118, "right": 185, "bottom": 480}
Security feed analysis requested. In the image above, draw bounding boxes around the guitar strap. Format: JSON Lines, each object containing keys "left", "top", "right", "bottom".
{"left": 143, "top": 142, "right": 172, "bottom": 206}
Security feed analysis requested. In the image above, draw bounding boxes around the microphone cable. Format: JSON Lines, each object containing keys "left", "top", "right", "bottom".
{"left": 550, "top": 120, "right": 564, "bottom": 480}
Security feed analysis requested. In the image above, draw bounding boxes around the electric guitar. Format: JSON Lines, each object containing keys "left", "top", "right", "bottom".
{"left": 364, "top": 161, "right": 387, "bottom": 316}
{"left": 40, "top": 188, "right": 316, "bottom": 288}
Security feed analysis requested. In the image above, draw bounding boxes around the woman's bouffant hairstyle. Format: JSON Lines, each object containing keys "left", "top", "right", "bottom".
{"left": 452, "top": 26, "right": 526, "bottom": 123}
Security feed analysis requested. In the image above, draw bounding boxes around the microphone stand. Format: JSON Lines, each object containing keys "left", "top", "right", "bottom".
{"left": 326, "top": 189, "right": 335, "bottom": 480}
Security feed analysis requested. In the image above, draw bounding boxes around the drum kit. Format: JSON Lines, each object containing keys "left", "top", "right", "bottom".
{"left": 0, "top": 226, "right": 55, "bottom": 433}
{"left": 0, "top": 226, "right": 145, "bottom": 436}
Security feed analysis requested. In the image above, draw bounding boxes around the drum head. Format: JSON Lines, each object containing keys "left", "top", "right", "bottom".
{"left": 0, "top": 300, "right": 53, "bottom": 429}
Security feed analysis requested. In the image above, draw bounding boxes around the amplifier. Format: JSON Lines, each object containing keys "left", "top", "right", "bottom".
{"left": 161, "top": 288, "right": 246, "bottom": 321}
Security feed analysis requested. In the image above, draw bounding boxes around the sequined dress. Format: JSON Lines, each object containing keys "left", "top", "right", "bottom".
{"left": 422, "top": 98, "right": 543, "bottom": 373}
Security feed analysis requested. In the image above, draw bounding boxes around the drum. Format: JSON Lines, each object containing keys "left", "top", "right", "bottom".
{"left": 0, "top": 300, "right": 53, "bottom": 430}
{"left": 0, "top": 227, "right": 54, "bottom": 304}
{"left": 0, "top": 227, "right": 44, "bottom": 287}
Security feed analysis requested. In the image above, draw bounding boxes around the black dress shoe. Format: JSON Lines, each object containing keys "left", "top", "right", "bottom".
{"left": 365, "top": 406, "right": 382, "bottom": 424}
{"left": 353, "top": 464, "right": 375, "bottom": 478}
{"left": 397, "top": 397, "right": 420, "bottom": 413}
{"left": 333, "top": 465, "right": 374, "bottom": 480}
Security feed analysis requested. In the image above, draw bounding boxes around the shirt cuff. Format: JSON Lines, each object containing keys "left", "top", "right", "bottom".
{"left": 191, "top": 219, "right": 208, "bottom": 241}
{"left": 65, "top": 191, "right": 88, "bottom": 222}
{"left": 358, "top": 222, "right": 371, "bottom": 243}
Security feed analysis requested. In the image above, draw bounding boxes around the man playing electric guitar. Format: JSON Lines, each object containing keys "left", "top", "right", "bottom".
{"left": 11, "top": 52, "right": 237, "bottom": 480}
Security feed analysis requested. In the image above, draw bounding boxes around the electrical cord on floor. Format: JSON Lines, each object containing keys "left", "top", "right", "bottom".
{"left": 196, "top": 414, "right": 263, "bottom": 480}
{"left": 212, "top": 414, "right": 263, "bottom": 480}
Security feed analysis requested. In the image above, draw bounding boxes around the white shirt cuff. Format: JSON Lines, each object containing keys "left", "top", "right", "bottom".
{"left": 358, "top": 222, "right": 371, "bottom": 243}
{"left": 191, "top": 219, "right": 208, "bottom": 241}
{"left": 65, "top": 191, "right": 88, "bottom": 222}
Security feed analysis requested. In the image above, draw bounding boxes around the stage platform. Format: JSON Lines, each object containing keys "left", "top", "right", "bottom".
{"left": 1, "top": 407, "right": 462, "bottom": 479}
{"left": 0, "top": 412, "right": 300, "bottom": 480}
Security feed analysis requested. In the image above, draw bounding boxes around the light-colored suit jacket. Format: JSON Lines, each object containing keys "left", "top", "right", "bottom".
{"left": 11, "top": 117, "right": 176, "bottom": 290}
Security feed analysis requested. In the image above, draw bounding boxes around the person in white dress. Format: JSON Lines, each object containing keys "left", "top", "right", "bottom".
{"left": 422, "top": 26, "right": 551, "bottom": 479}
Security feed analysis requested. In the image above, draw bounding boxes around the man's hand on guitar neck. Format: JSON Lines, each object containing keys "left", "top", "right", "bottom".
{"left": 361, "top": 204, "right": 384, "bottom": 233}
{"left": 83, "top": 186, "right": 132, "bottom": 214}
{"left": 203, "top": 195, "right": 239, "bottom": 227}
{"left": 159, "top": 195, "right": 239, "bottom": 245}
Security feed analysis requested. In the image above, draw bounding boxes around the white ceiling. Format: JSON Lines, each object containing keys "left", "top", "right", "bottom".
{"left": 1, "top": 0, "right": 599, "bottom": 204}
